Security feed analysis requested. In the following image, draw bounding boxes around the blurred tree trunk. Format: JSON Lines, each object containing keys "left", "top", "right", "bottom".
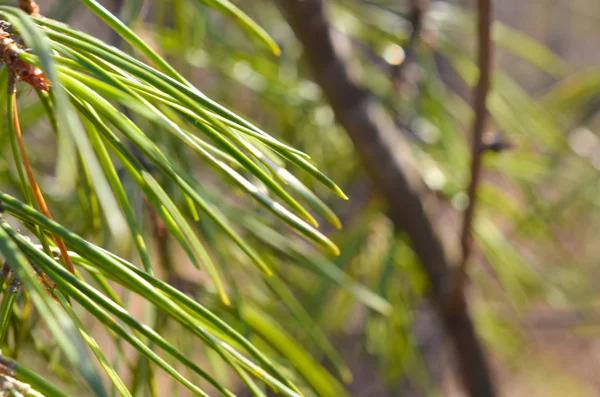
{"left": 277, "top": 0, "right": 496, "bottom": 396}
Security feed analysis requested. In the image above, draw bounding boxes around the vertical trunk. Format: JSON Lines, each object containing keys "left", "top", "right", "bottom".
{"left": 277, "top": 1, "right": 497, "bottom": 395}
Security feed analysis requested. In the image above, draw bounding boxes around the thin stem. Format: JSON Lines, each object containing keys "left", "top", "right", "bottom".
{"left": 393, "top": 0, "right": 426, "bottom": 87}
{"left": 8, "top": 86, "right": 75, "bottom": 274}
{"left": 0, "top": 274, "right": 19, "bottom": 345}
{"left": 6, "top": 75, "right": 51, "bottom": 258}
{"left": 452, "top": 0, "right": 493, "bottom": 297}
{"left": 7, "top": 86, "right": 34, "bottom": 208}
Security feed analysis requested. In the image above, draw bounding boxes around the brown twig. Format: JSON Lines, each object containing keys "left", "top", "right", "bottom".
{"left": 525, "top": 310, "right": 600, "bottom": 329}
{"left": 18, "top": 0, "right": 40, "bottom": 17}
{"left": 451, "top": 0, "right": 493, "bottom": 299}
{"left": 0, "top": 26, "right": 50, "bottom": 92}
{"left": 392, "top": 0, "right": 427, "bottom": 90}
{"left": 8, "top": 77, "right": 75, "bottom": 274}
{"left": 278, "top": 1, "right": 497, "bottom": 395}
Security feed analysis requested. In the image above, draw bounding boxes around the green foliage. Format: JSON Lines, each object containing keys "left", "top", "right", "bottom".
{"left": 0, "top": 1, "right": 370, "bottom": 396}
{"left": 148, "top": 0, "right": 599, "bottom": 393}
{"left": 0, "top": 0, "right": 597, "bottom": 396}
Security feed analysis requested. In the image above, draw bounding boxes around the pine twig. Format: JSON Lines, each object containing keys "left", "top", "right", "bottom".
{"left": 450, "top": 0, "right": 493, "bottom": 300}
{"left": 8, "top": 76, "right": 75, "bottom": 274}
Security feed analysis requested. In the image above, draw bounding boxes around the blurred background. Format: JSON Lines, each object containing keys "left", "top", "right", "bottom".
{"left": 2, "top": 0, "right": 600, "bottom": 396}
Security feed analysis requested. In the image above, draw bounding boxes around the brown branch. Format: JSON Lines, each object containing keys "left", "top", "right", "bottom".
{"left": 18, "top": 0, "right": 40, "bottom": 17}
{"left": 525, "top": 310, "right": 600, "bottom": 329}
{"left": 452, "top": 0, "right": 493, "bottom": 297}
{"left": 393, "top": 0, "right": 427, "bottom": 90}
{"left": 277, "top": 1, "right": 496, "bottom": 396}
{"left": 0, "top": 27, "right": 50, "bottom": 92}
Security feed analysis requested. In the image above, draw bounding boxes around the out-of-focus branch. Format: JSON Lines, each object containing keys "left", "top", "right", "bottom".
{"left": 525, "top": 309, "right": 600, "bottom": 329}
{"left": 452, "top": 0, "right": 493, "bottom": 297}
{"left": 393, "top": 0, "right": 427, "bottom": 90}
{"left": 277, "top": 1, "right": 496, "bottom": 396}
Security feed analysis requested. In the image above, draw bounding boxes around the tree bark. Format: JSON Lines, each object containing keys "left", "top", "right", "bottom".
{"left": 278, "top": 1, "right": 497, "bottom": 396}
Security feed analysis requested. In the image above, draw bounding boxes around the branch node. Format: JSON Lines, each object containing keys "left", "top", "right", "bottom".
{"left": 479, "top": 132, "right": 515, "bottom": 153}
